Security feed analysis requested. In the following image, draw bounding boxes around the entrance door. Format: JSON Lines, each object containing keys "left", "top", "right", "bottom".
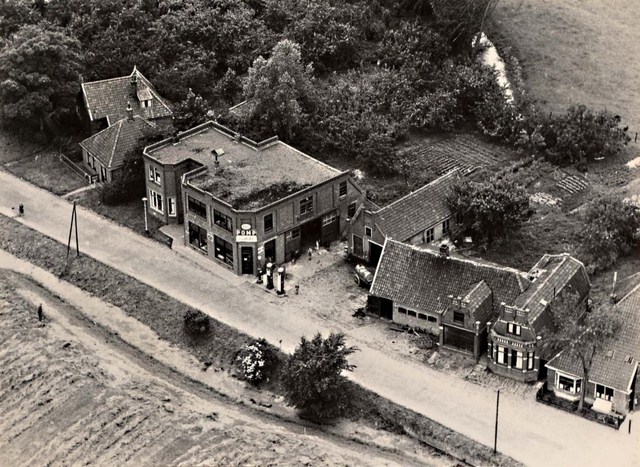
{"left": 241, "top": 247, "right": 254, "bottom": 275}
{"left": 100, "top": 166, "right": 107, "bottom": 182}
{"left": 284, "top": 227, "right": 301, "bottom": 261}
{"left": 321, "top": 211, "right": 339, "bottom": 246}
{"left": 353, "top": 235, "right": 364, "bottom": 258}
{"left": 264, "top": 239, "right": 276, "bottom": 264}
{"left": 443, "top": 325, "right": 475, "bottom": 353}
{"left": 369, "top": 241, "right": 383, "bottom": 267}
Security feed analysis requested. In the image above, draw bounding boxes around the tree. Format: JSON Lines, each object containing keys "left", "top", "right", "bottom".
{"left": 544, "top": 294, "right": 620, "bottom": 411}
{"left": 541, "top": 105, "right": 630, "bottom": 169}
{"left": 281, "top": 332, "right": 357, "bottom": 420}
{"left": 174, "top": 88, "right": 210, "bottom": 131}
{"left": 243, "top": 39, "right": 314, "bottom": 141}
{"left": 447, "top": 176, "right": 532, "bottom": 244}
{"left": 0, "top": 24, "right": 82, "bottom": 129}
{"left": 581, "top": 195, "right": 640, "bottom": 271}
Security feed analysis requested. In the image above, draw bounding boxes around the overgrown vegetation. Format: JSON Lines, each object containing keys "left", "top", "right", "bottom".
{"left": 183, "top": 309, "right": 211, "bottom": 336}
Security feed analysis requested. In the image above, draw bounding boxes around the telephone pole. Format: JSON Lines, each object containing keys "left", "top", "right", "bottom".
{"left": 67, "top": 201, "right": 80, "bottom": 258}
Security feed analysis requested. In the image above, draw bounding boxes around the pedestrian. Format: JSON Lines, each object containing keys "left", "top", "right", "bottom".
{"left": 37, "top": 304, "right": 43, "bottom": 322}
{"left": 308, "top": 247, "right": 313, "bottom": 261}
{"left": 18, "top": 203, "right": 24, "bottom": 216}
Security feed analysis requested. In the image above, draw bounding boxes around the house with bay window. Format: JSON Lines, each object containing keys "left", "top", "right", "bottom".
{"left": 347, "top": 170, "right": 460, "bottom": 267}
{"left": 487, "top": 253, "right": 590, "bottom": 382}
{"left": 143, "top": 121, "right": 365, "bottom": 276}
{"left": 544, "top": 284, "right": 640, "bottom": 418}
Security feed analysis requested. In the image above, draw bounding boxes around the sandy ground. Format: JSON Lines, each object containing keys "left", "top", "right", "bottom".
{"left": 0, "top": 269, "right": 447, "bottom": 467}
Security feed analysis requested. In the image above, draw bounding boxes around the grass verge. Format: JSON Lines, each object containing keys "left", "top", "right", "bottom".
{"left": 0, "top": 214, "right": 518, "bottom": 467}
{"left": 4, "top": 150, "right": 87, "bottom": 195}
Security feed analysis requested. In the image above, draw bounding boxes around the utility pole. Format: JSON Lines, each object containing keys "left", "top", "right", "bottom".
{"left": 67, "top": 201, "right": 80, "bottom": 258}
{"left": 494, "top": 388, "right": 500, "bottom": 454}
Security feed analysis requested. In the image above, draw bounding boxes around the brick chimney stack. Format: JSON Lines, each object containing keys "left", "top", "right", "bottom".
{"left": 126, "top": 102, "right": 134, "bottom": 121}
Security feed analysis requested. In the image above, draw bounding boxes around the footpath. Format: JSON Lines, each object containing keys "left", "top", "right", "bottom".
{"left": 1, "top": 170, "right": 638, "bottom": 467}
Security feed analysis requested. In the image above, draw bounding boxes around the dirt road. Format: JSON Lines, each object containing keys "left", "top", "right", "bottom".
{"left": 0, "top": 270, "right": 443, "bottom": 466}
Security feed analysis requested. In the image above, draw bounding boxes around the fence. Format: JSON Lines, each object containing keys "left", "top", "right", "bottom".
{"left": 536, "top": 384, "right": 624, "bottom": 429}
{"left": 59, "top": 153, "right": 98, "bottom": 184}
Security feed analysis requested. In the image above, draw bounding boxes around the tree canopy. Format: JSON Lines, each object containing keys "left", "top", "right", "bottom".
{"left": 281, "top": 332, "right": 357, "bottom": 420}
{"left": 0, "top": 24, "right": 82, "bottom": 128}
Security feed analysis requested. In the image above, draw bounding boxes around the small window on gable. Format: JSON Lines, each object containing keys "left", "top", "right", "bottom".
{"left": 365, "top": 226, "right": 372, "bottom": 237}
{"left": 507, "top": 322, "right": 522, "bottom": 336}
{"left": 347, "top": 202, "right": 356, "bottom": 219}
{"left": 339, "top": 181, "right": 347, "bottom": 198}
{"left": 453, "top": 311, "right": 465, "bottom": 325}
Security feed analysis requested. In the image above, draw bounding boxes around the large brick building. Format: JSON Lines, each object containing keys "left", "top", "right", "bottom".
{"left": 143, "top": 121, "right": 365, "bottom": 275}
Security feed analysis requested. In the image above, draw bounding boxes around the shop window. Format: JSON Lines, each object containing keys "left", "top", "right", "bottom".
{"left": 264, "top": 213, "right": 273, "bottom": 233}
{"left": 187, "top": 196, "right": 207, "bottom": 219}
{"left": 339, "top": 181, "right": 347, "bottom": 198}
{"left": 188, "top": 222, "right": 207, "bottom": 252}
{"left": 214, "top": 235, "right": 234, "bottom": 266}
{"left": 453, "top": 311, "right": 465, "bottom": 325}
{"left": 347, "top": 202, "right": 356, "bottom": 219}
{"left": 214, "top": 209, "right": 233, "bottom": 232}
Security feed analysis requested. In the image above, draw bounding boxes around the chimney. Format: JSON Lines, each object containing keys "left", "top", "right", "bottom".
{"left": 212, "top": 148, "right": 224, "bottom": 168}
{"left": 126, "top": 102, "right": 134, "bottom": 121}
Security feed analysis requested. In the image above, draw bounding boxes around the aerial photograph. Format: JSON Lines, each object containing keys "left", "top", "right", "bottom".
{"left": 1, "top": 0, "right": 639, "bottom": 466}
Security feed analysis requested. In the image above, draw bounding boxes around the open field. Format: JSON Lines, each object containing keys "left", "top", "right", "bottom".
{"left": 491, "top": 0, "right": 640, "bottom": 134}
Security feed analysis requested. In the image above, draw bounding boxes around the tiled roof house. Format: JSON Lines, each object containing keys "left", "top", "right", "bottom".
{"left": 80, "top": 109, "right": 157, "bottom": 183}
{"left": 348, "top": 170, "right": 460, "bottom": 266}
{"left": 546, "top": 284, "right": 640, "bottom": 417}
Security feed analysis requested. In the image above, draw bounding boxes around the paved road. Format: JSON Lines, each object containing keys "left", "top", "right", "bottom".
{"left": 1, "top": 171, "right": 638, "bottom": 467}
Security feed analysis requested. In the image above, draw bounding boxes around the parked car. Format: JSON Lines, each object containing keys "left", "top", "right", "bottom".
{"left": 353, "top": 264, "right": 374, "bottom": 288}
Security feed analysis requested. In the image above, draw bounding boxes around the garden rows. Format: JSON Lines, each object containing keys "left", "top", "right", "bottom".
{"left": 413, "top": 137, "right": 503, "bottom": 175}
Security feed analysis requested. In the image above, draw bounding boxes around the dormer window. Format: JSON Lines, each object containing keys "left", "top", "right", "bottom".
{"left": 141, "top": 99, "right": 152, "bottom": 108}
{"left": 507, "top": 322, "right": 522, "bottom": 336}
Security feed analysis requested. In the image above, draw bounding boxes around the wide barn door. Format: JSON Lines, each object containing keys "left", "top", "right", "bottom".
{"left": 443, "top": 326, "right": 475, "bottom": 353}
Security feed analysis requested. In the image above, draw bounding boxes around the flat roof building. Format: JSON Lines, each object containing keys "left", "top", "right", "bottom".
{"left": 143, "top": 121, "right": 366, "bottom": 276}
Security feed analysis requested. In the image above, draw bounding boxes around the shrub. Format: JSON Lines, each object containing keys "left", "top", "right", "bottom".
{"left": 183, "top": 309, "right": 211, "bottom": 335}
{"left": 581, "top": 196, "right": 640, "bottom": 271}
{"left": 282, "top": 332, "right": 357, "bottom": 421}
{"left": 238, "top": 338, "right": 273, "bottom": 384}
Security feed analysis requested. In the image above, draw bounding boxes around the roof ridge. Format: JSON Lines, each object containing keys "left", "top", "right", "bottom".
{"left": 617, "top": 281, "right": 640, "bottom": 305}
{"left": 375, "top": 169, "right": 459, "bottom": 214}
{"left": 108, "top": 120, "right": 124, "bottom": 168}
{"left": 518, "top": 255, "right": 569, "bottom": 310}
{"left": 82, "top": 75, "right": 130, "bottom": 87}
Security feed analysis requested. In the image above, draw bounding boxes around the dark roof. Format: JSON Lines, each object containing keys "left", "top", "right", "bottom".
{"left": 81, "top": 67, "right": 172, "bottom": 124}
{"left": 80, "top": 116, "right": 156, "bottom": 169}
{"left": 146, "top": 122, "right": 342, "bottom": 210}
{"left": 370, "top": 239, "right": 530, "bottom": 315}
{"left": 463, "top": 281, "right": 493, "bottom": 312}
{"left": 374, "top": 170, "right": 459, "bottom": 242}
{"left": 547, "top": 285, "right": 640, "bottom": 392}
{"left": 513, "top": 254, "right": 590, "bottom": 329}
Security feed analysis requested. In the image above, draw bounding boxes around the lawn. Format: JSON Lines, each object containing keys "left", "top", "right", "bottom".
{"left": 491, "top": 0, "right": 640, "bottom": 134}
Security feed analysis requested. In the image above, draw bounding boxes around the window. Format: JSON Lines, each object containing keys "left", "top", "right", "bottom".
{"left": 339, "top": 181, "right": 347, "bottom": 198}
{"left": 496, "top": 345, "right": 507, "bottom": 365}
{"left": 512, "top": 349, "right": 523, "bottom": 369}
{"left": 398, "top": 307, "right": 407, "bottom": 314}
{"left": 213, "top": 209, "right": 233, "bottom": 232}
{"left": 187, "top": 196, "right": 207, "bottom": 219}
{"left": 595, "top": 384, "right": 614, "bottom": 401}
{"left": 453, "top": 311, "right": 465, "bottom": 325}
{"left": 214, "top": 235, "right": 234, "bottom": 266}
{"left": 418, "top": 313, "right": 427, "bottom": 320}
{"left": 407, "top": 310, "right": 417, "bottom": 317}
{"left": 442, "top": 218, "right": 450, "bottom": 236}
{"left": 188, "top": 222, "right": 207, "bottom": 252}
{"left": 168, "top": 197, "right": 176, "bottom": 217}
{"left": 527, "top": 352, "right": 535, "bottom": 371}
{"left": 427, "top": 315, "right": 437, "bottom": 323}
{"left": 142, "top": 99, "right": 152, "bottom": 108}
{"left": 149, "top": 189, "right": 163, "bottom": 213}
{"left": 264, "top": 213, "right": 273, "bottom": 233}
{"left": 425, "top": 228, "right": 435, "bottom": 243}
{"left": 347, "top": 201, "right": 356, "bottom": 219}
{"left": 300, "top": 195, "right": 313, "bottom": 217}
{"left": 286, "top": 228, "right": 300, "bottom": 240}
{"left": 154, "top": 167, "right": 161, "bottom": 185}
{"left": 322, "top": 212, "right": 337, "bottom": 226}
{"left": 148, "top": 166, "right": 154, "bottom": 180}
{"left": 557, "top": 374, "right": 581, "bottom": 394}
{"left": 365, "top": 226, "right": 372, "bottom": 237}
{"left": 507, "top": 322, "right": 521, "bottom": 336}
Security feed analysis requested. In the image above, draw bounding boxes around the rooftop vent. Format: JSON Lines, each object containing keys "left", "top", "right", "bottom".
{"left": 528, "top": 269, "right": 542, "bottom": 281}
{"left": 606, "top": 350, "right": 615, "bottom": 359}
{"left": 625, "top": 355, "right": 633, "bottom": 364}
{"left": 539, "top": 298, "right": 548, "bottom": 307}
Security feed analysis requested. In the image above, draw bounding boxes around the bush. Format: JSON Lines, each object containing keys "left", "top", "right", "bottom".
{"left": 183, "top": 309, "right": 211, "bottom": 335}
{"left": 237, "top": 338, "right": 274, "bottom": 384}
{"left": 581, "top": 196, "right": 640, "bottom": 271}
{"left": 282, "top": 332, "right": 357, "bottom": 421}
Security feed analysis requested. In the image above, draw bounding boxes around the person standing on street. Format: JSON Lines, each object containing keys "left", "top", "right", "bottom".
{"left": 37, "top": 304, "right": 43, "bottom": 322}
